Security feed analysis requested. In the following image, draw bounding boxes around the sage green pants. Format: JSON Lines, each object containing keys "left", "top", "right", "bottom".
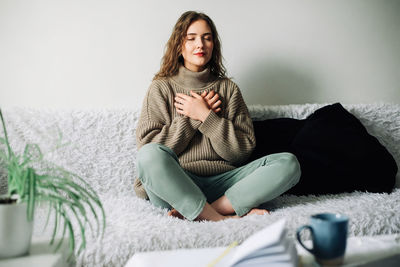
{"left": 137, "top": 143, "right": 301, "bottom": 221}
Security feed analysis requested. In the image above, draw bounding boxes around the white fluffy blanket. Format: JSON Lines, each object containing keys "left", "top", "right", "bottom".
{"left": 1, "top": 103, "right": 399, "bottom": 267}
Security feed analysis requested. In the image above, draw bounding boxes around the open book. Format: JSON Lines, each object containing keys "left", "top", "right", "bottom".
{"left": 125, "top": 219, "right": 298, "bottom": 267}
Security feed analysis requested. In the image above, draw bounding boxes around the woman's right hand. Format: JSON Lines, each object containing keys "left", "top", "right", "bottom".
{"left": 201, "top": 90, "right": 222, "bottom": 113}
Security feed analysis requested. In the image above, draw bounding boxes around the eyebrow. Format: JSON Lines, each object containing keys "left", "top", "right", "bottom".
{"left": 186, "top": 32, "right": 212, "bottom": 36}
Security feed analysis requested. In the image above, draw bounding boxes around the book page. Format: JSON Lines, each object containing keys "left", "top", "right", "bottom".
{"left": 125, "top": 247, "right": 227, "bottom": 267}
{"left": 234, "top": 235, "right": 290, "bottom": 261}
{"left": 228, "top": 219, "right": 287, "bottom": 266}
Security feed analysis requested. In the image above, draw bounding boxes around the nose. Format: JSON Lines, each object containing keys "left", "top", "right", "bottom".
{"left": 195, "top": 37, "right": 204, "bottom": 48}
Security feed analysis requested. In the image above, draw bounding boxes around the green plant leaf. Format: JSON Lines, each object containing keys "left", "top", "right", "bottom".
{"left": 68, "top": 205, "right": 86, "bottom": 255}
{"left": 22, "top": 143, "right": 43, "bottom": 166}
{"left": 54, "top": 214, "right": 68, "bottom": 253}
{"left": 27, "top": 168, "right": 36, "bottom": 221}
{"left": 0, "top": 109, "right": 13, "bottom": 160}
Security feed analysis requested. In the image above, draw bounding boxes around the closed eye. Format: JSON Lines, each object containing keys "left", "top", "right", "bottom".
{"left": 186, "top": 33, "right": 212, "bottom": 41}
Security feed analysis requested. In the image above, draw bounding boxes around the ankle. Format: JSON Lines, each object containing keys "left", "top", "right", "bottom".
{"left": 211, "top": 196, "right": 235, "bottom": 215}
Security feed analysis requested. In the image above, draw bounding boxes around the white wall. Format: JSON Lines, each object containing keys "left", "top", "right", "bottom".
{"left": 1, "top": 0, "right": 399, "bottom": 108}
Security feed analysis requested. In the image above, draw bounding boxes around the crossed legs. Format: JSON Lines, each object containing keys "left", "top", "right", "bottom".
{"left": 137, "top": 143, "right": 300, "bottom": 221}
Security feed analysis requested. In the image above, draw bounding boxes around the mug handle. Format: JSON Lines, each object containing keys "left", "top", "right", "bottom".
{"left": 296, "top": 225, "right": 314, "bottom": 254}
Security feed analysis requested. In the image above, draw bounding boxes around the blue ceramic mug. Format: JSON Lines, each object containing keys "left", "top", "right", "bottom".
{"left": 296, "top": 213, "right": 349, "bottom": 265}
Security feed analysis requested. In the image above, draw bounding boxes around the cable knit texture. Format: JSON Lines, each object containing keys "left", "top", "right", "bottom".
{"left": 135, "top": 66, "right": 256, "bottom": 198}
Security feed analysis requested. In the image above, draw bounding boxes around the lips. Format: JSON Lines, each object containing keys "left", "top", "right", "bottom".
{"left": 194, "top": 52, "right": 205, "bottom": 57}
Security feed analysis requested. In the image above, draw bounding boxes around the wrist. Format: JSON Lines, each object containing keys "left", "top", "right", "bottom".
{"left": 200, "top": 109, "right": 212, "bottom": 122}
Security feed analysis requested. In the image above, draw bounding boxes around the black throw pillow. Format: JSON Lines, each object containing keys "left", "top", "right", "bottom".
{"left": 247, "top": 118, "right": 305, "bottom": 163}
{"left": 248, "top": 103, "right": 397, "bottom": 195}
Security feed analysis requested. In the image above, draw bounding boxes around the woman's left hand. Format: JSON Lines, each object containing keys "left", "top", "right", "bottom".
{"left": 174, "top": 91, "right": 211, "bottom": 122}
{"left": 201, "top": 90, "right": 222, "bottom": 113}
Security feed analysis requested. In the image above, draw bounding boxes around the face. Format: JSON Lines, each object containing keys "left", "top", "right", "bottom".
{"left": 181, "top": 19, "right": 214, "bottom": 72}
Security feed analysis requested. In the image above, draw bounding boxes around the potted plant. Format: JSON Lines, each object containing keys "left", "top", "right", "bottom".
{"left": 0, "top": 109, "right": 106, "bottom": 259}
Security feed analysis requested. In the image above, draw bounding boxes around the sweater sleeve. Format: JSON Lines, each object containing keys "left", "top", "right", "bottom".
{"left": 136, "top": 81, "right": 201, "bottom": 155}
{"left": 198, "top": 83, "right": 256, "bottom": 164}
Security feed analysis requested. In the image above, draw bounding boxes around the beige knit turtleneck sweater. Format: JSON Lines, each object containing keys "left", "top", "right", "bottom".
{"left": 134, "top": 66, "right": 255, "bottom": 199}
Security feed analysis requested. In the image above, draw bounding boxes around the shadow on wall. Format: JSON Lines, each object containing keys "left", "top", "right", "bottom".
{"left": 240, "top": 59, "right": 321, "bottom": 105}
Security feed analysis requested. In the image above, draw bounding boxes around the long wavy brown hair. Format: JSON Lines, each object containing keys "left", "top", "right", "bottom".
{"left": 153, "top": 11, "right": 226, "bottom": 80}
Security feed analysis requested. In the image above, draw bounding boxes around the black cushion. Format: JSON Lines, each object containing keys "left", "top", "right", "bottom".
{"left": 248, "top": 118, "right": 305, "bottom": 161}
{"left": 248, "top": 103, "right": 397, "bottom": 195}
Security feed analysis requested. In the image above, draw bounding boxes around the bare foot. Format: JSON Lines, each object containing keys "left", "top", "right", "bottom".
{"left": 167, "top": 209, "right": 185, "bottom": 220}
{"left": 167, "top": 205, "right": 269, "bottom": 222}
{"left": 168, "top": 208, "right": 239, "bottom": 221}
{"left": 245, "top": 208, "right": 270, "bottom": 216}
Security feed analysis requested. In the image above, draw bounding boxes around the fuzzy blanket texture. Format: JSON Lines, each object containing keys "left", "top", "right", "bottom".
{"left": 1, "top": 103, "right": 399, "bottom": 267}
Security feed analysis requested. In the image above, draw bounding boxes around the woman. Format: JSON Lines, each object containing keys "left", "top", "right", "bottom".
{"left": 134, "top": 11, "right": 301, "bottom": 221}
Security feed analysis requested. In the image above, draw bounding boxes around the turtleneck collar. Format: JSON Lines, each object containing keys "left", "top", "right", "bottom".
{"left": 171, "top": 65, "right": 217, "bottom": 90}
